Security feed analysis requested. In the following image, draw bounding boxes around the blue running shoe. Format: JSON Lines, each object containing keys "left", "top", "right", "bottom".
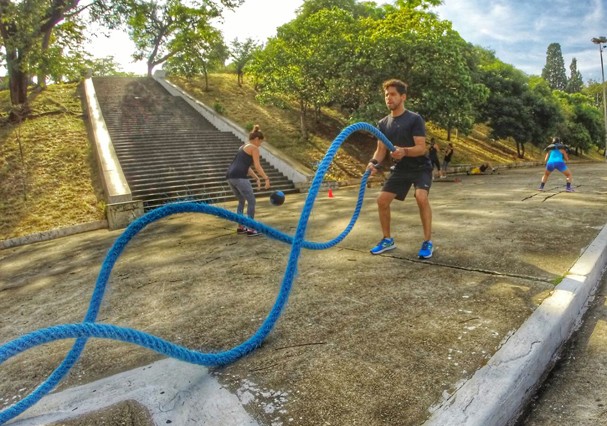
{"left": 418, "top": 240, "right": 433, "bottom": 259}
{"left": 370, "top": 238, "right": 395, "bottom": 255}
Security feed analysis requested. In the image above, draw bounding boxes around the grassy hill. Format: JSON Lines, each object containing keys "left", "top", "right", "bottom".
{"left": 170, "top": 73, "right": 604, "bottom": 173}
{"left": 0, "top": 83, "right": 106, "bottom": 241}
{"left": 0, "top": 74, "right": 603, "bottom": 240}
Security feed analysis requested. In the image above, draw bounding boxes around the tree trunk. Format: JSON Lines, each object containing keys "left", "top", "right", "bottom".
{"left": 299, "top": 99, "right": 308, "bottom": 140}
{"left": 515, "top": 141, "right": 522, "bottom": 158}
{"left": 6, "top": 47, "right": 28, "bottom": 108}
{"left": 36, "top": 29, "right": 53, "bottom": 87}
{"left": 515, "top": 141, "right": 525, "bottom": 159}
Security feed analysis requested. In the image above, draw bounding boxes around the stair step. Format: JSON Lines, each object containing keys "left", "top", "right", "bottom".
{"left": 132, "top": 183, "right": 296, "bottom": 199}
{"left": 138, "top": 187, "right": 300, "bottom": 210}
{"left": 92, "top": 76, "right": 299, "bottom": 212}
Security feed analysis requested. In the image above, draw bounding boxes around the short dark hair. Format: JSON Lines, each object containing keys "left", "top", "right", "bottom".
{"left": 382, "top": 79, "right": 408, "bottom": 95}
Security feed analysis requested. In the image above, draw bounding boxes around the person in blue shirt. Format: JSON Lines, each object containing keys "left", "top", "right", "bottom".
{"left": 538, "top": 137, "right": 574, "bottom": 192}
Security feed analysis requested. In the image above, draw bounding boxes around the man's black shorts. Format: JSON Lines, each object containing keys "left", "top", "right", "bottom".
{"left": 381, "top": 168, "right": 432, "bottom": 201}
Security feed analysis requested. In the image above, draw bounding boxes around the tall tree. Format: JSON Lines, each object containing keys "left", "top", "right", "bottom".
{"left": 541, "top": 43, "right": 567, "bottom": 91}
{"left": 229, "top": 37, "right": 259, "bottom": 86}
{"left": 340, "top": 6, "right": 487, "bottom": 139}
{"left": 297, "top": 0, "right": 388, "bottom": 19}
{"left": 127, "top": 0, "right": 240, "bottom": 76}
{"left": 554, "top": 91, "right": 605, "bottom": 154}
{"left": 247, "top": 8, "right": 359, "bottom": 139}
{"left": 372, "top": 8, "right": 488, "bottom": 139}
{"left": 87, "top": 55, "right": 130, "bottom": 76}
{"left": 478, "top": 61, "right": 560, "bottom": 157}
{"left": 566, "top": 57, "right": 584, "bottom": 93}
{"left": 0, "top": 0, "right": 90, "bottom": 111}
{"left": 164, "top": 25, "right": 227, "bottom": 89}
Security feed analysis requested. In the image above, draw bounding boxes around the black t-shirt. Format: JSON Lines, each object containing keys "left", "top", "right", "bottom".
{"left": 444, "top": 147, "right": 454, "bottom": 162}
{"left": 429, "top": 145, "right": 439, "bottom": 161}
{"left": 377, "top": 110, "right": 431, "bottom": 171}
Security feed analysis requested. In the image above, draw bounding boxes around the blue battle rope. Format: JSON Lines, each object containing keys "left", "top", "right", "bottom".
{"left": 0, "top": 122, "right": 395, "bottom": 424}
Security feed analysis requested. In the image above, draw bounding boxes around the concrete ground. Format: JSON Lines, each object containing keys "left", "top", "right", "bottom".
{"left": 1, "top": 162, "right": 607, "bottom": 426}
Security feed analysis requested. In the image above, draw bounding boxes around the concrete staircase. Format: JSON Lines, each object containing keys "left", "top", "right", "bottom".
{"left": 91, "top": 76, "right": 298, "bottom": 210}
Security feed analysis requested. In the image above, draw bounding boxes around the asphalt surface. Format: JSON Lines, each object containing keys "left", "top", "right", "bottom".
{"left": 1, "top": 162, "right": 607, "bottom": 426}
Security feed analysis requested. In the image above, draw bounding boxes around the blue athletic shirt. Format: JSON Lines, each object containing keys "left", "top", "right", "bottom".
{"left": 547, "top": 148, "right": 565, "bottom": 164}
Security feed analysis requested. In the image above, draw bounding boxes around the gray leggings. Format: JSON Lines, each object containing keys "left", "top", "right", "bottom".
{"left": 227, "top": 178, "right": 256, "bottom": 218}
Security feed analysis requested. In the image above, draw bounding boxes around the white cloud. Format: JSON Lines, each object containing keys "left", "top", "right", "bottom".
{"left": 217, "top": 0, "right": 304, "bottom": 44}
{"left": 434, "top": 0, "right": 606, "bottom": 82}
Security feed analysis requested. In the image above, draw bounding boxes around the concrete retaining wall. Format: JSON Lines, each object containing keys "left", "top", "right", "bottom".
{"left": 1, "top": 221, "right": 108, "bottom": 249}
{"left": 83, "top": 78, "right": 144, "bottom": 230}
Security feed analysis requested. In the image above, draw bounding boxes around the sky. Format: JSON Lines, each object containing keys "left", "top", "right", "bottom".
{"left": 431, "top": 0, "right": 606, "bottom": 83}
{"left": 90, "top": 0, "right": 607, "bottom": 83}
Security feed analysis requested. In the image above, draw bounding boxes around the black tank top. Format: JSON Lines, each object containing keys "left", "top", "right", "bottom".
{"left": 226, "top": 145, "right": 253, "bottom": 179}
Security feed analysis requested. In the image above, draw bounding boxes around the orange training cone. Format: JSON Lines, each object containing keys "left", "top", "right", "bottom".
{"left": 328, "top": 188, "right": 334, "bottom": 198}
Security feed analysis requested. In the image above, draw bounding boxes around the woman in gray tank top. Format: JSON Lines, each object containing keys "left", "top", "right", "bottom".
{"left": 226, "top": 124, "right": 271, "bottom": 236}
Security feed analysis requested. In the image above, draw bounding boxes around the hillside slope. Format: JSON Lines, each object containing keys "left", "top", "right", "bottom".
{"left": 169, "top": 73, "right": 604, "bottom": 176}
{"left": 1, "top": 75, "right": 603, "bottom": 240}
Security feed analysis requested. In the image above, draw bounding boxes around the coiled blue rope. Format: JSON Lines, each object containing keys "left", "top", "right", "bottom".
{"left": 0, "top": 122, "right": 395, "bottom": 424}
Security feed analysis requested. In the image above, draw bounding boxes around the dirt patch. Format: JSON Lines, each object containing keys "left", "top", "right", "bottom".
{"left": 48, "top": 400, "right": 153, "bottom": 426}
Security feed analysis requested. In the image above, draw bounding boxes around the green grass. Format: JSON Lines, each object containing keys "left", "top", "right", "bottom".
{"left": 0, "top": 83, "right": 105, "bottom": 240}
{"left": 1, "top": 73, "right": 603, "bottom": 240}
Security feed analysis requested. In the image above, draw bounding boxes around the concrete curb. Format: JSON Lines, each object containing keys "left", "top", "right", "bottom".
{"left": 1, "top": 221, "right": 108, "bottom": 250}
{"left": 425, "top": 224, "right": 607, "bottom": 426}
{"left": 10, "top": 358, "right": 257, "bottom": 426}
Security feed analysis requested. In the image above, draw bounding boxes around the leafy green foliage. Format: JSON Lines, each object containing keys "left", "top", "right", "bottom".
{"left": 247, "top": 3, "right": 487, "bottom": 141}
{"left": 93, "top": 0, "right": 242, "bottom": 76}
{"left": 0, "top": 0, "right": 88, "bottom": 106}
{"left": 164, "top": 24, "right": 227, "bottom": 83}
{"left": 247, "top": 7, "right": 359, "bottom": 138}
{"left": 553, "top": 91, "right": 605, "bottom": 153}
{"left": 372, "top": 8, "right": 488, "bottom": 138}
{"left": 477, "top": 60, "right": 560, "bottom": 156}
{"left": 87, "top": 56, "right": 133, "bottom": 77}
{"left": 542, "top": 43, "right": 567, "bottom": 91}
{"left": 566, "top": 58, "right": 584, "bottom": 94}
{"left": 230, "top": 38, "right": 260, "bottom": 86}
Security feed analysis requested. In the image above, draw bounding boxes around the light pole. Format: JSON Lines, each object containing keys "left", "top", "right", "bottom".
{"left": 592, "top": 36, "right": 607, "bottom": 159}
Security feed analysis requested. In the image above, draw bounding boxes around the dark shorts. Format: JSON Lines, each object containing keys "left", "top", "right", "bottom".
{"left": 430, "top": 157, "right": 441, "bottom": 170}
{"left": 381, "top": 168, "right": 432, "bottom": 201}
